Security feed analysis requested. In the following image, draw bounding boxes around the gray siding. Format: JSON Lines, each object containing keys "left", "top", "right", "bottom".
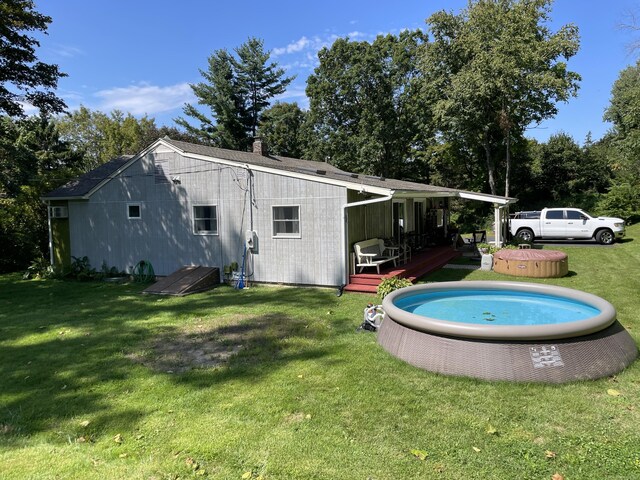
{"left": 68, "top": 148, "right": 347, "bottom": 286}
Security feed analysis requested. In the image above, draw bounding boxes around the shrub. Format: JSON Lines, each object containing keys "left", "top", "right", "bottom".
{"left": 22, "top": 256, "right": 54, "bottom": 280}
{"left": 377, "top": 276, "right": 412, "bottom": 299}
{"left": 70, "top": 256, "right": 98, "bottom": 281}
{"left": 476, "top": 242, "right": 500, "bottom": 254}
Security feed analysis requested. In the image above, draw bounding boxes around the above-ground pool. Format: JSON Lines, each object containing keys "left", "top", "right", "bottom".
{"left": 378, "top": 281, "right": 637, "bottom": 383}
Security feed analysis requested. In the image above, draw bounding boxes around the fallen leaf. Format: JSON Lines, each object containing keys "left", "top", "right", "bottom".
{"left": 545, "top": 450, "right": 557, "bottom": 459}
{"left": 410, "top": 449, "right": 428, "bottom": 461}
{"left": 80, "top": 420, "right": 90, "bottom": 427}
{"left": 242, "top": 472, "right": 253, "bottom": 479}
{"left": 486, "top": 425, "right": 498, "bottom": 435}
{"left": 472, "top": 446, "right": 481, "bottom": 453}
{"left": 607, "top": 389, "right": 621, "bottom": 397}
{"left": 297, "top": 375, "right": 303, "bottom": 378}
{"left": 113, "top": 433, "right": 123, "bottom": 444}
{"left": 305, "top": 414, "right": 311, "bottom": 419}
{"left": 76, "top": 436, "right": 87, "bottom": 443}
{"left": 551, "top": 474, "right": 564, "bottom": 480}
{"left": 119, "top": 453, "right": 128, "bottom": 458}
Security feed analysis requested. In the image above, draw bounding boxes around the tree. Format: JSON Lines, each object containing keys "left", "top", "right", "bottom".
{"left": 306, "top": 31, "right": 429, "bottom": 178}
{"left": 423, "top": 0, "right": 580, "bottom": 197}
{"left": 530, "top": 132, "right": 582, "bottom": 201}
{"left": 176, "top": 37, "right": 294, "bottom": 151}
{"left": 0, "top": 115, "right": 82, "bottom": 272}
{"left": 56, "top": 106, "right": 191, "bottom": 170}
{"left": 0, "top": 0, "right": 67, "bottom": 117}
{"left": 258, "top": 102, "right": 308, "bottom": 158}
{"left": 597, "top": 60, "right": 640, "bottom": 220}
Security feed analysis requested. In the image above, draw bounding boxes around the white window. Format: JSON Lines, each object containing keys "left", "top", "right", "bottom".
{"left": 193, "top": 205, "right": 218, "bottom": 235}
{"left": 272, "top": 205, "right": 300, "bottom": 238}
{"left": 127, "top": 203, "right": 141, "bottom": 219}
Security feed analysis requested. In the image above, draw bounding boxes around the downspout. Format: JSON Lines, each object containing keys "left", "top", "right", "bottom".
{"left": 46, "top": 200, "right": 54, "bottom": 265}
{"left": 341, "top": 193, "right": 394, "bottom": 287}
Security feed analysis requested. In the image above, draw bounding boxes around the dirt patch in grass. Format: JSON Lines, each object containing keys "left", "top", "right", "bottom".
{"left": 128, "top": 313, "right": 310, "bottom": 373}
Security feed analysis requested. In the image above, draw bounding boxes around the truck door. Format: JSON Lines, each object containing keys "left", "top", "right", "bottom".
{"left": 565, "top": 209, "right": 590, "bottom": 238}
{"left": 542, "top": 210, "right": 566, "bottom": 238}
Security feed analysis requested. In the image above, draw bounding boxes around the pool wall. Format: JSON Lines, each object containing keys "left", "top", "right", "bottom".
{"left": 382, "top": 281, "right": 616, "bottom": 341}
{"left": 378, "top": 281, "right": 638, "bottom": 383}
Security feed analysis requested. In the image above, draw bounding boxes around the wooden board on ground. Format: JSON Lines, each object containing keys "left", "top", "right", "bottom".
{"left": 143, "top": 266, "right": 220, "bottom": 296}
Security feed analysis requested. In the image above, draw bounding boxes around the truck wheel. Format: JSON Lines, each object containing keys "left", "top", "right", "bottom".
{"left": 596, "top": 229, "right": 615, "bottom": 245}
{"left": 517, "top": 228, "right": 534, "bottom": 243}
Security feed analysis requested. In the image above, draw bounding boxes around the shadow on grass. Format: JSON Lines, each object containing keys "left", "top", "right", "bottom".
{"left": 0, "top": 275, "right": 343, "bottom": 445}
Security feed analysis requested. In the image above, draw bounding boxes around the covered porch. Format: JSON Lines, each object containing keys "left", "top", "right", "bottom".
{"left": 341, "top": 187, "right": 517, "bottom": 292}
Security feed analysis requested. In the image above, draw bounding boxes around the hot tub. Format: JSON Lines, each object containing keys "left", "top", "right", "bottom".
{"left": 493, "top": 249, "right": 568, "bottom": 278}
{"left": 378, "top": 281, "right": 637, "bottom": 383}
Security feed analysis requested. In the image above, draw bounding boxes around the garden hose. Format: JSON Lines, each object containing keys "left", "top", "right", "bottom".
{"left": 132, "top": 260, "right": 155, "bottom": 282}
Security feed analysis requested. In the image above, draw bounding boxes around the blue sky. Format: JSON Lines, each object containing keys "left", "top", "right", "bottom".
{"left": 36, "top": 0, "right": 639, "bottom": 144}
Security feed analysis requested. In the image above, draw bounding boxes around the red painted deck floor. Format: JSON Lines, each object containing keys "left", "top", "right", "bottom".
{"left": 344, "top": 245, "right": 461, "bottom": 294}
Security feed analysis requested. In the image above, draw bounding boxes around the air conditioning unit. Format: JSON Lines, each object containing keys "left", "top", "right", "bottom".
{"left": 49, "top": 206, "right": 69, "bottom": 219}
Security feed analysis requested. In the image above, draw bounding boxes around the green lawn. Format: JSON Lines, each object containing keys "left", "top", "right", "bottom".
{"left": 1, "top": 227, "right": 639, "bottom": 479}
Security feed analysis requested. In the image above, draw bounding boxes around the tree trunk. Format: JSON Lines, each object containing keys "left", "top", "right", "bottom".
{"left": 504, "top": 131, "right": 511, "bottom": 198}
{"left": 483, "top": 132, "right": 497, "bottom": 196}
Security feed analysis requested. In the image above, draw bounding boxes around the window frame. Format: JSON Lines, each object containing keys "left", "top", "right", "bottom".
{"left": 546, "top": 210, "right": 564, "bottom": 220}
{"left": 192, "top": 204, "right": 219, "bottom": 236}
{"left": 127, "top": 203, "right": 142, "bottom": 220}
{"left": 272, "top": 205, "right": 301, "bottom": 238}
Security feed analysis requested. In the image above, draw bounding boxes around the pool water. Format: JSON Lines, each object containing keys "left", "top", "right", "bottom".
{"left": 395, "top": 289, "right": 601, "bottom": 326}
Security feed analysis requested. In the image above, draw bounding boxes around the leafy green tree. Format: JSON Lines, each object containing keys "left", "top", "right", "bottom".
{"left": 530, "top": 132, "right": 582, "bottom": 201}
{"left": 596, "top": 60, "right": 640, "bottom": 220}
{"left": 56, "top": 106, "right": 183, "bottom": 170}
{"left": 306, "top": 31, "right": 429, "bottom": 178}
{"left": 258, "top": 102, "right": 308, "bottom": 158}
{"left": 176, "top": 37, "right": 294, "bottom": 151}
{"left": 0, "top": 0, "right": 66, "bottom": 117}
{"left": 0, "top": 115, "right": 82, "bottom": 271}
{"left": 423, "top": 0, "right": 580, "bottom": 196}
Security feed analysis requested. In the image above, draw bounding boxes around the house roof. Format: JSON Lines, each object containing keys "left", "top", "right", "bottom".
{"left": 42, "top": 155, "right": 133, "bottom": 199}
{"left": 42, "top": 137, "right": 516, "bottom": 205}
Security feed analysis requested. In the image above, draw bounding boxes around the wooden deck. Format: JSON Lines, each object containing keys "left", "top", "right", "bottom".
{"left": 344, "top": 246, "right": 461, "bottom": 294}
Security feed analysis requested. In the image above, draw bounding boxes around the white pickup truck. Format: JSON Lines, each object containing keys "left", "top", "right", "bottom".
{"left": 509, "top": 208, "right": 625, "bottom": 245}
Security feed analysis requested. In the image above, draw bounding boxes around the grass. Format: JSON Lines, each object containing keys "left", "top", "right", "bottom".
{"left": 1, "top": 226, "right": 639, "bottom": 479}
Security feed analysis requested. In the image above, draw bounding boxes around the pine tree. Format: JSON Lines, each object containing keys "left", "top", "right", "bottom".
{"left": 176, "top": 37, "right": 294, "bottom": 151}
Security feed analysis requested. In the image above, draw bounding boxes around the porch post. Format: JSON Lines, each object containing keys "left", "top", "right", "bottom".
{"left": 494, "top": 204, "right": 501, "bottom": 247}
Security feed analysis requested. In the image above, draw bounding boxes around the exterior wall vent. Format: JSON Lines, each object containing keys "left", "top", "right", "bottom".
{"left": 50, "top": 206, "right": 69, "bottom": 218}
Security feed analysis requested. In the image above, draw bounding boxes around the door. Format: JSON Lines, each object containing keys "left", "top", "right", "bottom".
{"left": 565, "top": 209, "right": 590, "bottom": 238}
{"left": 541, "top": 209, "right": 566, "bottom": 238}
{"left": 392, "top": 201, "right": 405, "bottom": 243}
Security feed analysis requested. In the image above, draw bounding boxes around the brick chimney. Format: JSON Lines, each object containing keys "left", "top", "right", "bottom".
{"left": 252, "top": 137, "right": 268, "bottom": 156}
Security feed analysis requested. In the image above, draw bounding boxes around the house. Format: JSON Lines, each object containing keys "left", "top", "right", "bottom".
{"left": 42, "top": 137, "right": 516, "bottom": 289}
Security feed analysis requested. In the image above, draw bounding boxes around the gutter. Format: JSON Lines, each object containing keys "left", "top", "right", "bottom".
{"left": 340, "top": 193, "right": 394, "bottom": 287}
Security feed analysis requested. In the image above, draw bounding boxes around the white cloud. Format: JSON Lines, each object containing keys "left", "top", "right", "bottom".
{"left": 94, "top": 82, "right": 194, "bottom": 116}
{"left": 49, "top": 44, "right": 84, "bottom": 58}
{"left": 19, "top": 101, "right": 39, "bottom": 116}
{"left": 274, "top": 85, "right": 309, "bottom": 108}
{"left": 273, "top": 36, "right": 310, "bottom": 56}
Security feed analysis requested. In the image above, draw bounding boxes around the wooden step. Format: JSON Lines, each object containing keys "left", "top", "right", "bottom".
{"left": 343, "top": 283, "right": 378, "bottom": 294}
